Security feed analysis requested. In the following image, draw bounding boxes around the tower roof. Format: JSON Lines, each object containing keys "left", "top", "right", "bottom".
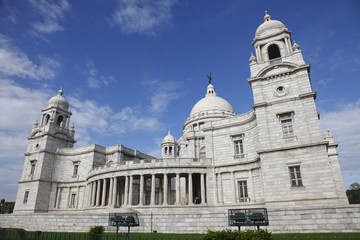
{"left": 255, "top": 11, "right": 288, "bottom": 38}
{"left": 47, "top": 88, "right": 69, "bottom": 110}
{"left": 162, "top": 131, "right": 176, "bottom": 144}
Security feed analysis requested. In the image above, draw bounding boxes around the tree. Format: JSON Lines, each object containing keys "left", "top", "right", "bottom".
{"left": 0, "top": 199, "right": 15, "bottom": 214}
{"left": 346, "top": 183, "right": 360, "bottom": 204}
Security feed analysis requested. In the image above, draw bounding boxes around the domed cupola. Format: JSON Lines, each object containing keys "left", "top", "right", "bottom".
{"left": 255, "top": 11, "right": 288, "bottom": 39}
{"left": 161, "top": 131, "right": 177, "bottom": 158}
{"left": 47, "top": 88, "right": 69, "bottom": 110}
{"left": 251, "top": 11, "right": 294, "bottom": 64}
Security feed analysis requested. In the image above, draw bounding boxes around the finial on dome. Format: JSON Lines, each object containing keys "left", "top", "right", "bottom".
{"left": 58, "top": 88, "right": 63, "bottom": 96}
{"left": 168, "top": 130, "right": 171, "bottom": 135}
{"left": 206, "top": 73, "right": 212, "bottom": 85}
{"left": 249, "top": 52, "right": 257, "bottom": 63}
{"left": 264, "top": 10, "right": 272, "bottom": 22}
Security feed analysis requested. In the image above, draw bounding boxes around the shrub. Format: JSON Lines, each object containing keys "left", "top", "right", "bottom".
{"left": 16, "top": 229, "right": 26, "bottom": 240}
{"left": 203, "top": 229, "right": 272, "bottom": 240}
{"left": 88, "top": 226, "right": 105, "bottom": 240}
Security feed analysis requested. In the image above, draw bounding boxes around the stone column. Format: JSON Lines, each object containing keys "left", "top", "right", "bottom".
{"left": 66, "top": 187, "right": 71, "bottom": 209}
{"left": 139, "top": 175, "right": 144, "bottom": 206}
{"left": 102, "top": 179, "right": 107, "bottom": 206}
{"left": 108, "top": 178, "right": 114, "bottom": 206}
{"left": 256, "top": 46, "right": 263, "bottom": 62}
{"left": 151, "top": 174, "right": 156, "bottom": 205}
{"left": 82, "top": 185, "right": 87, "bottom": 208}
{"left": 176, "top": 173, "right": 180, "bottom": 205}
{"left": 163, "top": 174, "right": 168, "bottom": 205}
{"left": 231, "top": 172, "right": 236, "bottom": 203}
{"left": 76, "top": 186, "right": 80, "bottom": 209}
{"left": 287, "top": 38, "right": 293, "bottom": 53}
{"left": 96, "top": 180, "right": 101, "bottom": 206}
{"left": 91, "top": 181, "right": 96, "bottom": 207}
{"left": 218, "top": 173, "right": 223, "bottom": 203}
{"left": 200, "top": 173, "right": 205, "bottom": 204}
{"left": 129, "top": 175, "right": 133, "bottom": 206}
{"left": 248, "top": 170, "right": 255, "bottom": 202}
{"left": 124, "top": 176, "right": 129, "bottom": 206}
{"left": 188, "top": 173, "right": 193, "bottom": 205}
{"left": 56, "top": 187, "right": 61, "bottom": 209}
{"left": 112, "top": 177, "right": 118, "bottom": 207}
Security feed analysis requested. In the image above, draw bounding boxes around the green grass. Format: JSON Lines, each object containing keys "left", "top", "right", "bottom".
{"left": 272, "top": 232, "right": 360, "bottom": 239}
{"left": 1, "top": 228, "right": 360, "bottom": 240}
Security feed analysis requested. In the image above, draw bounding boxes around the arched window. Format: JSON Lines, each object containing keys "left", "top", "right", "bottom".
{"left": 268, "top": 44, "right": 281, "bottom": 60}
{"left": 164, "top": 147, "right": 168, "bottom": 155}
{"left": 169, "top": 147, "right": 172, "bottom": 155}
{"left": 45, "top": 114, "right": 50, "bottom": 125}
{"left": 57, "top": 115, "right": 64, "bottom": 126}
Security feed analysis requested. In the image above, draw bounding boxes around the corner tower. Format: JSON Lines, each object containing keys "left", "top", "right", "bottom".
{"left": 14, "top": 89, "right": 76, "bottom": 213}
{"left": 248, "top": 12, "right": 348, "bottom": 206}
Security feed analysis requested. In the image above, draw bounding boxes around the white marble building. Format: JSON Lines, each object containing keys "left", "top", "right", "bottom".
{"left": 9, "top": 12, "right": 357, "bottom": 233}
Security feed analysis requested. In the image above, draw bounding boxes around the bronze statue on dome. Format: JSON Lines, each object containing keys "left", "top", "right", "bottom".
{"left": 206, "top": 73, "right": 212, "bottom": 84}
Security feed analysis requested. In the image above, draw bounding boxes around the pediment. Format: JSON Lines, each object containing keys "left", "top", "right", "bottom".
{"left": 30, "top": 130, "right": 43, "bottom": 138}
{"left": 256, "top": 62, "right": 298, "bottom": 78}
{"left": 55, "top": 131, "right": 72, "bottom": 140}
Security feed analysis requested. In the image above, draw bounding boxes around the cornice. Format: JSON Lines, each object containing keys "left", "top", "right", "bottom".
{"left": 257, "top": 141, "right": 329, "bottom": 154}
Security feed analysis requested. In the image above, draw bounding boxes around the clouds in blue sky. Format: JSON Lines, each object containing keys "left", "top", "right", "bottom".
{"left": 111, "top": 0, "right": 177, "bottom": 35}
{"left": 29, "top": 0, "right": 71, "bottom": 35}
{"left": 0, "top": 35, "right": 60, "bottom": 80}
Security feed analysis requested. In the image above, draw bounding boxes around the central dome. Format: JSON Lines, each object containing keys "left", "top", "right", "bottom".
{"left": 184, "top": 84, "right": 235, "bottom": 129}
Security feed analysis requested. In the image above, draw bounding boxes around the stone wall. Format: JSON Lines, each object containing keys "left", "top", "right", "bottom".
{"left": 1, "top": 205, "right": 359, "bottom": 233}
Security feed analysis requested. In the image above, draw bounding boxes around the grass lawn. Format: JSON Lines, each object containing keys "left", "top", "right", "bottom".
{"left": 2, "top": 228, "right": 360, "bottom": 239}
{"left": 272, "top": 232, "right": 360, "bottom": 239}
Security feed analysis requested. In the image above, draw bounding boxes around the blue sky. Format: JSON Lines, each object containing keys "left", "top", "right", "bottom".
{"left": 0, "top": 0, "right": 359, "bottom": 201}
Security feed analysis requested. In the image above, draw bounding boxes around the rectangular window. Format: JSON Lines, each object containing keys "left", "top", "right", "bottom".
{"left": 30, "top": 163, "right": 36, "bottom": 175}
{"left": 289, "top": 166, "right": 303, "bottom": 187}
{"left": 234, "top": 140, "right": 244, "bottom": 155}
{"left": 23, "top": 191, "right": 29, "bottom": 203}
{"left": 281, "top": 119, "right": 294, "bottom": 137}
{"left": 70, "top": 193, "right": 76, "bottom": 208}
{"left": 238, "top": 181, "right": 248, "bottom": 202}
{"left": 73, "top": 165, "right": 79, "bottom": 176}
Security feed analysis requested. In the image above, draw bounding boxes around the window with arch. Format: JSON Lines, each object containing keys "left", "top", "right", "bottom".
{"left": 45, "top": 114, "right": 50, "bottom": 125}
{"left": 268, "top": 44, "right": 281, "bottom": 60}
{"left": 30, "top": 160, "right": 37, "bottom": 175}
{"left": 56, "top": 115, "right": 64, "bottom": 126}
{"left": 164, "top": 147, "right": 168, "bottom": 155}
{"left": 169, "top": 146, "right": 172, "bottom": 155}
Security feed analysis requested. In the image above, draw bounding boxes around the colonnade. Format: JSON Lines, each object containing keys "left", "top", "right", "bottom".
{"left": 85, "top": 173, "right": 207, "bottom": 208}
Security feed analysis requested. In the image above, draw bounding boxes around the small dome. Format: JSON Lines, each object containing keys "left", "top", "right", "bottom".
{"left": 47, "top": 89, "right": 69, "bottom": 110}
{"left": 255, "top": 11, "right": 287, "bottom": 38}
{"left": 162, "top": 131, "right": 176, "bottom": 144}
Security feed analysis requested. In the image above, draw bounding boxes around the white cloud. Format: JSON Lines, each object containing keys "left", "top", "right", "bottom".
{"left": 0, "top": 35, "right": 61, "bottom": 80}
{"left": 69, "top": 97, "right": 163, "bottom": 146}
{"left": 112, "top": 0, "right": 177, "bottom": 35}
{"left": 142, "top": 79, "right": 183, "bottom": 113}
{"left": 320, "top": 99, "right": 360, "bottom": 185}
{"left": 85, "top": 59, "right": 116, "bottom": 88}
{"left": 0, "top": 79, "right": 53, "bottom": 201}
{"left": 30, "top": 0, "right": 71, "bottom": 35}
